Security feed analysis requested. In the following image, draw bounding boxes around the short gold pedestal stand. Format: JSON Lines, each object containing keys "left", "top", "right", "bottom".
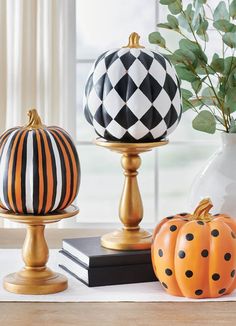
{"left": 95, "top": 138, "right": 168, "bottom": 251}
{"left": 0, "top": 205, "right": 79, "bottom": 295}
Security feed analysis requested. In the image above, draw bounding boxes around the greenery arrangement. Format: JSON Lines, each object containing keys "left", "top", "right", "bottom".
{"left": 149, "top": 0, "right": 236, "bottom": 134}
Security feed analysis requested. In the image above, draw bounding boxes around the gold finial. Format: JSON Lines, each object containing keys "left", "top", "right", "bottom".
{"left": 193, "top": 198, "right": 213, "bottom": 221}
{"left": 25, "top": 109, "right": 44, "bottom": 129}
{"left": 123, "top": 32, "right": 145, "bottom": 49}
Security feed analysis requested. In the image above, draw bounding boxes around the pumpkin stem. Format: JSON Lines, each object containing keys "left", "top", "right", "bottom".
{"left": 123, "top": 32, "right": 145, "bottom": 49}
{"left": 25, "top": 109, "right": 43, "bottom": 129}
{"left": 193, "top": 198, "right": 213, "bottom": 221}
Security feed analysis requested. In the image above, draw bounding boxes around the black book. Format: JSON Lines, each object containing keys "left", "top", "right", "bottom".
{"left": 59, "top": 250, "right": 156, "bottom": 287}
{"left": 62, "top": 237, "right": 152, "bottom": 268}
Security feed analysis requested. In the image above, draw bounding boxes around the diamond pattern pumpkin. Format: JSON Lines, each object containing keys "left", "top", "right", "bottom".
{"left": 152, "top": 199, "right": 236, "bottom": 299}
{"left": 83, "top": 33, "right": 182, "bottom": 142}
{"left": 0, "top": 109, "right": 80, "bottom": 214}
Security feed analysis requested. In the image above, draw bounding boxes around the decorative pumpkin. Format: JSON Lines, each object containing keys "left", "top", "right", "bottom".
{"left": 152, "top": 199, "right": 236, "bottom": 299}
{"left": 83, "top": 32, "right": 182, "bottom": 142}
{"left": 0, "top": 109, "right": 80, "bottom": 215}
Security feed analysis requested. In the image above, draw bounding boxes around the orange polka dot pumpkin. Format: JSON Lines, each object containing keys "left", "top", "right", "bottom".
{"left": 152, "top": 199, "right": 236, "bottom": 299}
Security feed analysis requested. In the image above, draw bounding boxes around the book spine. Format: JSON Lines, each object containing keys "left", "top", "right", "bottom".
{"left": 59, "top": 263, "right": 157, "bottom": 287}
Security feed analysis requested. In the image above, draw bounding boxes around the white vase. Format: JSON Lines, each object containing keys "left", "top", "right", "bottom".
{"left": 189, "top": 133, "right": 236, "bottom": 217}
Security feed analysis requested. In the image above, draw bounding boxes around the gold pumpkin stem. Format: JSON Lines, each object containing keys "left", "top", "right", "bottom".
{"left": 123, "top": 32, "right": 144, "bottom": 49}
{"left": 193, "top": 198, "right": 213, "bottom": 221}
{"left": 25, "top": 109, "right": 43, "bottom": 129}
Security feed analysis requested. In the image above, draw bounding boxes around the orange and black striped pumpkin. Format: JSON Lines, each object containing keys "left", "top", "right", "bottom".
{"left": 0, "top": 109, "right": 80, "bottom": 215}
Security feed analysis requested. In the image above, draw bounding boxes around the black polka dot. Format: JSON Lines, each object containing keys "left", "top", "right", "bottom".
{"left": 186, "top": 233, "right": 194, "bottom": 241}
{"left": 178, "top": 250, "right": 186, "bottom": 259}
{"left": 180, "top": 213, "right": 188, "bottom": 216}
{"left": 224, "top": 253, "right": 231, "bottom": 261}
{"left": 201, "top": 249, "right": 208, "bottom": 257}
{"left": 197, "top": 221, "right": 204, "bottom": 225}
{"left": 165, "top": 268, "right": 172, "bottom": 276}
{"left": 170, "top": 225, "right": 177, "bottom": 232}
{"left": 211, "top": 229, "right": 219, "bottom": 237}
{"left": 231, "top": 270, "right": 235, "bottom": 278}
{"left": 219, "top": 288, "right": 226, "bottom": 294}
{"left": 195, "top": 289, "right": 203, "bottom": 296}
{"left": 162, "top": 282, "right": 168, "bottom": 289}
{"left": 212, "top": 273, "right": 220, "bottom": 281}
{"left": 158, "top": 249, "right": 163, "bottom": 257}
{"left": 185, "top": 270, "right": 193, "bottom": 278}
{"left": 166, "top": 216, "right": 174, "bottom": 220}
{"left": 231, "top": 232, "right": 236, "bottom": 239}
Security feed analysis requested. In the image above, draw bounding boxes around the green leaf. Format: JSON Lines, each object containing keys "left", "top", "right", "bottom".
{"left": 192, "top": 110, "right": 216, "bottom": 134}
{"left": 229, "top": 0, "right": 236, "bottom": 19}
{"left": 160, "top": 0, "right": 176, "bottom": 4}
{"left": 182, "top": 98, "right": 193, "bottom": 112}
{"left": 192, "top": 79, "right": 202, "bottom": 93}
{"left": 148, "top": 32, "right": 166, "bottom": 48}
{"left": 175, "top": 64, "right": 198, "bottom": 82}
{"left": 201, "top": 87, "right": 217, "bottom": 106}
{"left": 179, "top": 39, "right": 207, "bottom": 64}
{"left": 210, "top": 54, "right": 224, "bottom": 73}
{"left": 178, "top": 4, "right": 194, "bottom": 32}
{"left": 196, "top": 16, "right": 208, "bottom": 35}
{"left": 213, "top": 2, "right": 229, "bottom": 21}
{"left": 157, "top": 23, "right": 173, "bottom": 30}
{"left": 225, "top": 87, "right": 236, "bottom": 112}
{"left": 213, "top": 20, "right": 236, "bottom": 33}
{"left": 223, "top": 56, "right": 236, "bottom": 75}
{"left": 168, "top": 1, "right": 182, "bottom": 15}
{"left": 181, "top": 88, "right": 193, "bottom": 100}
{"left": 167, "top": 14, "right": 179, "bottom": 30}
{"left": 223, "top": 32, "right": 236, "bottom": 48}
{"left": 172, "top": 48, "right": 197, "bottom": 66}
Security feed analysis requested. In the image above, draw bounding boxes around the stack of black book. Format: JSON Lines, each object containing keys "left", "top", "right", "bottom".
{"left": 58, "top": 237, "right": 156, "bottom": 287}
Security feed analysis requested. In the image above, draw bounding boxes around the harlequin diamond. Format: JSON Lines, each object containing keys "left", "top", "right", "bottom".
{"left": 139, "top": 74, "right": 162, "bottom": 102}
{"left": 127, "top": 89, "right": 152, "bottom": 119}
{"left": 128, "top": 59, "right": 148, "bottom": 87}
{"left": 93, "top": 59, "right": 107, "bottom": 84}
{"left": 153, "top": 89, "right": 172, "bottom": 118}
{"left": 140, "top": 107, "right": 163, "bottom": 129}
{"left": 164, "top": 104, "right": 178, "bottom": 127}
{"left": 119, "top": 51, "right": 136, "bottom": 70}
{"left": 114, "top": 74, "right": 137, "bottom": 101}
{"left": 94, "top": 74, "right": 113, "bottom": 99}
{"left": 106, "top": 58, "right": 126, "bottom": 86}
{"left": 163, "top": 74, "right": 178, "bottom": 101}
{"left": 128, "top": 121, "right": 149, "bottom": 139}
{"left": 114, "top": 105, "right": 138, "bottom": 129}
{"left": 103, "top": 89, "right": 125, "bottom": 118}
{"left": 94, "top": 105, "right": 112, "bottom": 128}
{"left": 106, "top": 119, "right": 126, "bottom": 138}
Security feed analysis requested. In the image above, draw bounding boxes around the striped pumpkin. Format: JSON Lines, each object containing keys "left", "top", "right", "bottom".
{"left": 0, "top": 109, "right": 80, "bottom": 215}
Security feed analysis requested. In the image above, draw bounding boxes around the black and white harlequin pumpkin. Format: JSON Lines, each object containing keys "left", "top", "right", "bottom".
{"left": 83, "top": 32, "right": 182, "bottom": 142}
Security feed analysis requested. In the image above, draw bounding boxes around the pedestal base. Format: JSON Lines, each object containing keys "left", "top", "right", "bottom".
{"left": 101, "top": 228, "right": 152, "bottom": 250}
{"left": 4, "top": 267, "right": 68, "bottom": 295}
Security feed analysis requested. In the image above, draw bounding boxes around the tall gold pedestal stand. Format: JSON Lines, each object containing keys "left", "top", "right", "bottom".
{"left": 0, "top": 205, "right": 79, "bottom": 295}
{"left": 95, "top": 138, "right": 168, "bottom": 251}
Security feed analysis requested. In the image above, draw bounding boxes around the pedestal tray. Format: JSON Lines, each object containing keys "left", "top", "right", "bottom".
{"left": 0, "top": 205, "right": 79, "bottom": 295}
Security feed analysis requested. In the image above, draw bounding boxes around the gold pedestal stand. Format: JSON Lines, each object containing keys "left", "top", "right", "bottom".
{"left": 0, "top": 205, "right": 79, "bottom": 295}
{"left": 95, "top": 138, "right": 168, "bottom": 251}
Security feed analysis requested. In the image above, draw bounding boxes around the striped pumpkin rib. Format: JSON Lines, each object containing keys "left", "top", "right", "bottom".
{"left": 50, "top": 127, "right": 80, "bottom": 207}
{"left": 49, "top": 129, "right": 72, "bottom": 210}
{"left": 0, "top": 123, "right": 80, "bottom": 214}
